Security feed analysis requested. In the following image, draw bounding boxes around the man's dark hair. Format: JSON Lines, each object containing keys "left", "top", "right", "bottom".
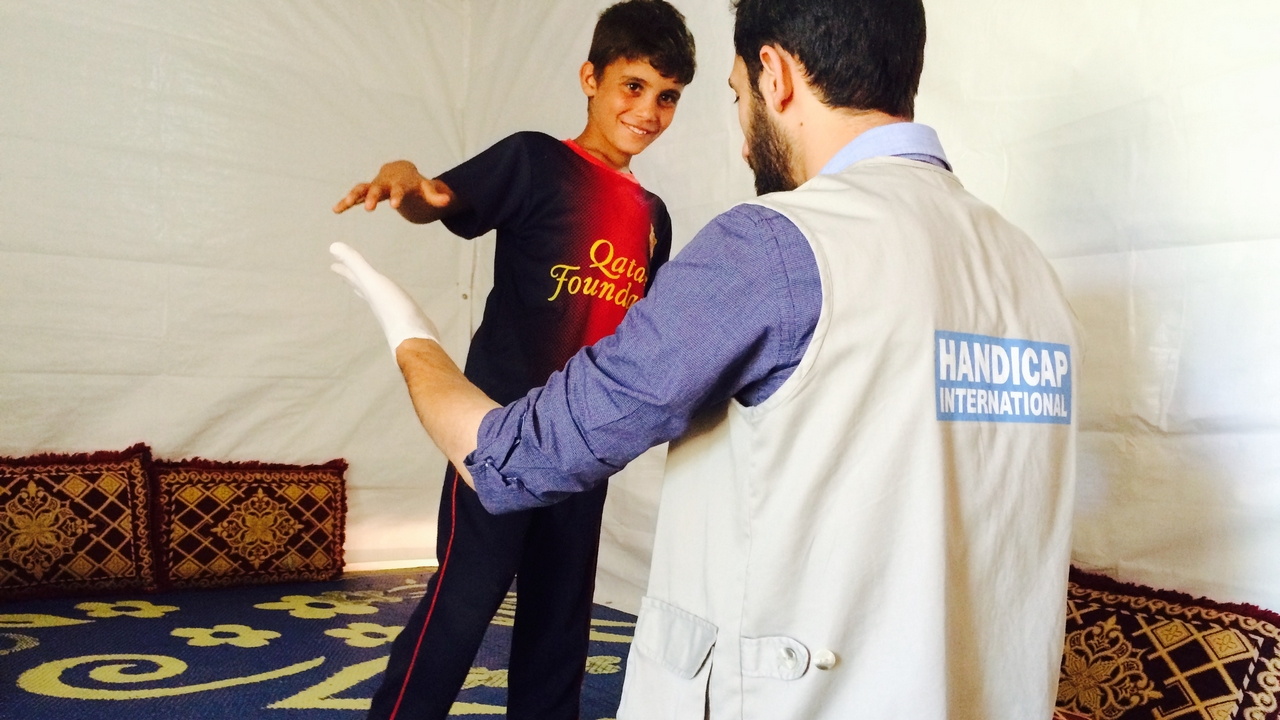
{"left": 733, "top": 0, "right": 925, "bottom": 118}
{"left": 588, "top": 0, "right": 697, "bottom": 85}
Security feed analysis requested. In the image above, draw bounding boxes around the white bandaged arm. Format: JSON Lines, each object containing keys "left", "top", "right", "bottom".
{"left": 329, "top": 241, "right": 440, "bottom": 355}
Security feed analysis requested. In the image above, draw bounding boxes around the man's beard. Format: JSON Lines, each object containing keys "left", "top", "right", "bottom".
{"left": 746, "top": 93, "right": 800, "bottom": 195}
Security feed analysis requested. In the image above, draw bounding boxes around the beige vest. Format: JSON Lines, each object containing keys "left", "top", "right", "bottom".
{"left": 618, "top": 158, "right": 1079, "bottom": 720}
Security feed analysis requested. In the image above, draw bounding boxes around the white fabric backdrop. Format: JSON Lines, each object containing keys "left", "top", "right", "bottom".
{"left": 918, "top": 0, "right": 1280, "bottom": 611}
{"left": 0, "top": 0, "right": 476, "bottom": 568}
{"left": 3, "top": 0, "right": 1279, "bottom": 613}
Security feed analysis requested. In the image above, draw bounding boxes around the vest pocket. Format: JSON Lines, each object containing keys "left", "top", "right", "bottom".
{"left": 617, "top": 596, "right": 717, "bottom": 719}
{"left": 633, "top": 596, "right": 718, "bottom": 677}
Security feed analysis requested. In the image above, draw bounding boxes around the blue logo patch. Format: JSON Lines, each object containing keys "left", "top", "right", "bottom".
{"left": 935, "top": 330, "right": 1071, "bottom": 424}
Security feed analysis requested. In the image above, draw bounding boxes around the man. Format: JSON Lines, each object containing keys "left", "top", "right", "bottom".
{"left": 330, "top": 2, "right": 695, "bottom": 718}
{"left": 331, "top": 0, "right": 1079, "bottom": 717}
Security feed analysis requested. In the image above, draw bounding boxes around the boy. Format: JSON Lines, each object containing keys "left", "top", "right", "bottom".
{"left": 331, "top": 2, "right": 695, "bottom": 718}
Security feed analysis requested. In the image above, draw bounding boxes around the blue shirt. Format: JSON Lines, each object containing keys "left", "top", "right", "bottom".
{"left": 466, "top": 123, "right": 950, "bottom": 514}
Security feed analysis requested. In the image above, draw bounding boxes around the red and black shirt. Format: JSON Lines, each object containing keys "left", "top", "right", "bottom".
{"left": 440, "top": 131, "right": 672, "bottom": 404}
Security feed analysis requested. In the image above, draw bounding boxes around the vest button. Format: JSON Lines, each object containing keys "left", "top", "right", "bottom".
{"left": 778, "top": 647, "right": 798, "bottom": 669}
{"left": 813, "top": 649, "right": 837, "bottom": 670}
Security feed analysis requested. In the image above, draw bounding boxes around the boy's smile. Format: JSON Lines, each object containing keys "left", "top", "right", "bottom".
{"left": 576, "top": 58, "right": 685, "bottom": 171}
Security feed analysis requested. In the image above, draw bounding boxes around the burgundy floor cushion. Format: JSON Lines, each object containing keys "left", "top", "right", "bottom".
{"left": 0, "top": 444, "right": 158, "bottom": 600}
{"left": 151, "top": 457, "right": 346, "bottom": 589}
{"left": 1059, "top": 567, "right": 1280, "bottom": 720}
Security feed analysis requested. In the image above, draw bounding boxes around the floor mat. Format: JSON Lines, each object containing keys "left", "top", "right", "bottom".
{"left": 12, "top": 564, "right": 1274, "bottom": 719}
{"left": 0, "top": 569, "right": 634, "bottom": 719}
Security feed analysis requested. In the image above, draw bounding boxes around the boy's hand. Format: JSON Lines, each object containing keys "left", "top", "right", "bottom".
{"left": 329, "top": 242, "right": 441, "bottom": 356}
{"left": 332, "top": 160, "right": 456, "bottom": 223}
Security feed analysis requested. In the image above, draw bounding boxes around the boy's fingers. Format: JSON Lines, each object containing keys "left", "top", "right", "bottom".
{"left": 364, "top": 184, "right": 385, "bottom": 211}
{"left": 333, "top": 183, "right": 369, "bottom": 213}
{"left": 422, "top": 180, "right": 450, "bottom": 207}
{"left": 389, "top": 185, "right": 404, "bottom": 209}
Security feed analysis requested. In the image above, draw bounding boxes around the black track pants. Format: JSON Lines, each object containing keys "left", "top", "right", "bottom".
{"left": 367, "top": 466, "right": 608, "bottom": 720}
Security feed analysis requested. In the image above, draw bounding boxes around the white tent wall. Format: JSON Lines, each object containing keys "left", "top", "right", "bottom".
{"left": 917, "top": 0, "right": 1280, "bottom": 610}
{"left": 0, "top": 1, "right": 474, "bottom": 569}
{"left": 4, "top": 0, "right": 1280, "bottom": 615}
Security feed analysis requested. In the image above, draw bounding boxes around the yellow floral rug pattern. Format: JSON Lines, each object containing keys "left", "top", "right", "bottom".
{"left": 0, "top": 569, "right": 634, "bottom": 719}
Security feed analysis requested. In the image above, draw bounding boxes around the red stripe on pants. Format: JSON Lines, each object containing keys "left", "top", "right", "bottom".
{"left": 389, "top": 468, "right": 460, "bottom": 719}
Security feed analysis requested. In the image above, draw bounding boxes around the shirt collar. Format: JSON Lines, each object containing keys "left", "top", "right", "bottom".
{"left": 563, "top": 139, "right": 640, "bottom": 184}
{"left": 819, "top": 122, "right": 951, "bottom": 175}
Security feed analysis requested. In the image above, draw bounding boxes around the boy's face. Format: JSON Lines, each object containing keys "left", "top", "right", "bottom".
{"left": 581, "top": 58, "right": 685, "bottom": 159}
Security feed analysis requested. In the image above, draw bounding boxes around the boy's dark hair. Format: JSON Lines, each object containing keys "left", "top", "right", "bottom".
{"left": 588, "top": 0, "right": 697, "bottom": 85}
{"left": 733, "top": 0, "right": 925, "bottom": 118}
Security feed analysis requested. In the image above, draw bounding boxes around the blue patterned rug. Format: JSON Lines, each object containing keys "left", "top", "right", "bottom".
{"left": 0, "top": 569, "right": 635, "bottom": 719}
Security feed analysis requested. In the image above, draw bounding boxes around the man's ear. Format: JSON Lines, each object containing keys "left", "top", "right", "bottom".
{"left": 757, "top": 45, "right": 797, "bottom": 114}
{"left": 579, "top": 61, "right": 599, "bottom": 98}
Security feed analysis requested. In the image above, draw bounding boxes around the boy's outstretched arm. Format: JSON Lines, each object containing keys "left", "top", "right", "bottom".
{"left": 332, "top": 160, "right": 460, "bottom": 224}
{"left": 330, "top": 242, "right": 498, "bottom": 486}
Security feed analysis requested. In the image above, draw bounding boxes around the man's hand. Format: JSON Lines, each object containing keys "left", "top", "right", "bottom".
{"left": 332, "top": 160, "right": 457, "bottom": 224}
{"left": 330, "top": 241, "right": 440, "bottom": 356}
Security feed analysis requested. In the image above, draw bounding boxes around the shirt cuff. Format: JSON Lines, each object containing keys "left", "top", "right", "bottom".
{"left": 463, "top": 405, "right": 553, "bottom": 515}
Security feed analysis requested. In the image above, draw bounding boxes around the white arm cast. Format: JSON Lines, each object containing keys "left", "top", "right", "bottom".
{"left": 329, "top": 241, "right": 440, "bottom": 355}
{"left": 328, "top": 242, "right": 495, "bottom": 488}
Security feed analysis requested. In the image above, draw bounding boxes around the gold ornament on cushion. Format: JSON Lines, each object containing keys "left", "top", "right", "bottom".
{"left": 152, "top": 458, "right": 346, "bottom": 589}
{"left": 0, "top": 482, "right": 91, "bottom": 580}
{"left": 1247, "top": 655, "right": 1280, "bottom": 720}
{"left": 1058, "top": 615, "right": 1162, "bottom": 719}
{"left": 211, "top": 490, "right": 301, "bottom": 568}
{"left": 1060, "top": 569, "right": 1280, "bottom": 720}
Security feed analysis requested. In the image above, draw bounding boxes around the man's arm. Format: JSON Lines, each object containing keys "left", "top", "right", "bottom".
{"left": 331, "top": 204, "right": 821, "bottom": 514}
{"left": 395, "top": 338, "right": 498, "bottom": 486}
{"left": 464, "top": 205, "right": 821, "bottom": 513}
{"left": 332, "top": 160, "right": 460, "bottom": 224}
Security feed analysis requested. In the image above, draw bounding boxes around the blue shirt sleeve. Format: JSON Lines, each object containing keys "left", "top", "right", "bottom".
{"left": 464, "top": 203, "right": 821, "bottom": 514}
